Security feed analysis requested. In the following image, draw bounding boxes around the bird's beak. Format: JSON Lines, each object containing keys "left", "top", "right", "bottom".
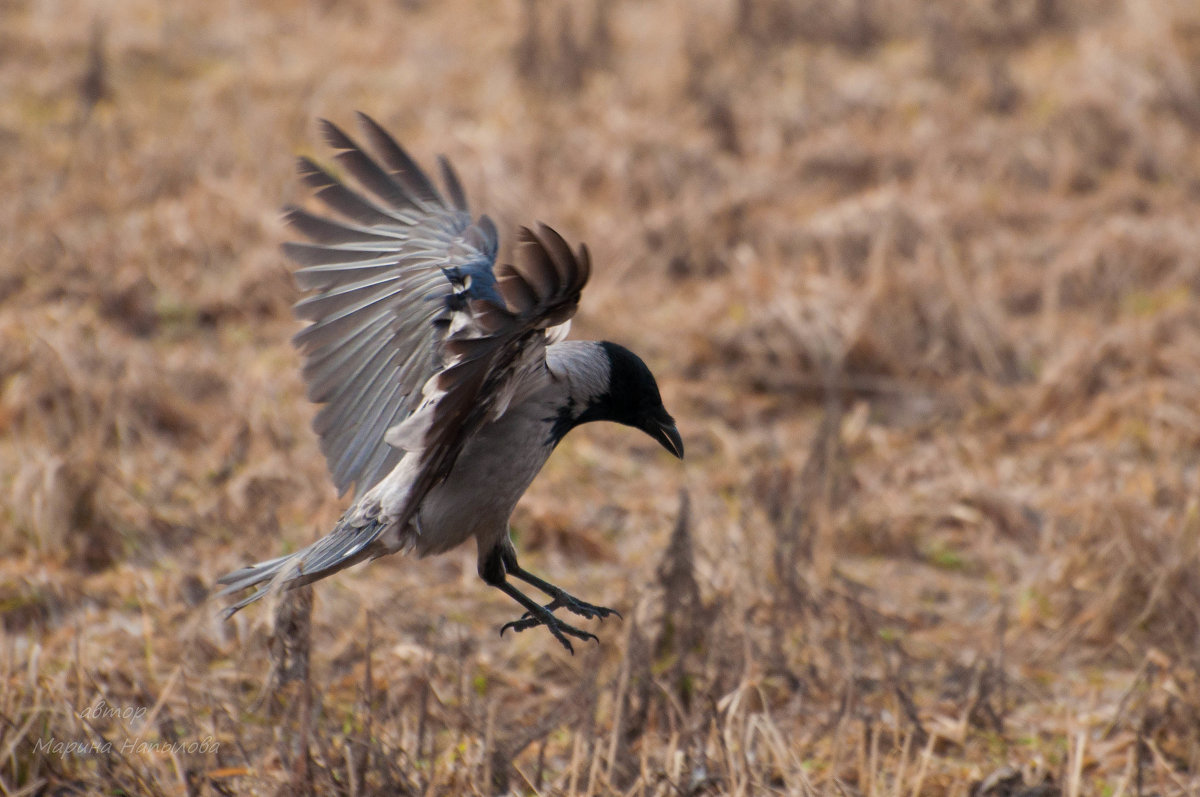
{"left": 645, "top": 415, "right": 684, "bottom": 460}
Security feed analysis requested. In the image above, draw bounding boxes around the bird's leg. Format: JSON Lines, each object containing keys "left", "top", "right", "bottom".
{"left": 479, "top": 546, "right": 597, "bottom": 654}
{"left": 499, "top": 546, "right": 621, "bottom": 623}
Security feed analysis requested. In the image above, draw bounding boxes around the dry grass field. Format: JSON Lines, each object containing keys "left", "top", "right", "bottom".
{"left": 4, "top": 0, "right": 1200, "bottom": 793}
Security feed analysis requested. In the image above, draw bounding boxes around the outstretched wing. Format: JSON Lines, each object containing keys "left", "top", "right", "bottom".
{"left": 286, "top": 113, "right": 504, "bottom": 498}
{"left": 284, "top": 113, "right": 590, "bottom": 508}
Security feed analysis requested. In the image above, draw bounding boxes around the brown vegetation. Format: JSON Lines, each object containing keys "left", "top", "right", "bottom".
{"left": 3, "top": 0, "right": 1200, "bottom": 793}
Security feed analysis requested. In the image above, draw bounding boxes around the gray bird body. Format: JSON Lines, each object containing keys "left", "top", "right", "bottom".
{"left": 219, "top": 115, "right": 681, "bottom": 650}
{"left": 369, "top": 340, "right": 612, "bottom": 560}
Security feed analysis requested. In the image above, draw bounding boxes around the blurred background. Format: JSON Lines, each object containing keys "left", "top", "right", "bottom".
{"left": 3, "top": 0, "right": 1200, "bottom": 793}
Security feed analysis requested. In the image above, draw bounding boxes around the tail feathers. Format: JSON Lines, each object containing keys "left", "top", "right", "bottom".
{"left": 217, "top": 516, "right": 390, "bottom": 617}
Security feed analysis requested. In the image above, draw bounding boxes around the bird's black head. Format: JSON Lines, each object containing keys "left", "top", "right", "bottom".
{"left": 569, "top": 342, "right": 683, "bottom": 459}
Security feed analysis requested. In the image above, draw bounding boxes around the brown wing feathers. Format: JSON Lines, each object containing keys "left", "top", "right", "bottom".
{"left": 495, "top": 223, "right": 590, "bottom": 326}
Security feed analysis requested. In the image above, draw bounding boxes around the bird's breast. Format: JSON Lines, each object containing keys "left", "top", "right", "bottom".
{"left": 411, "top": 400, "right": 559, "bottom": 557}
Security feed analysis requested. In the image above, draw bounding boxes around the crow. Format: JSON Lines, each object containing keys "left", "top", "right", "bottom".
{"left": 219, "top": 114, "right": 683, "bottom": 652}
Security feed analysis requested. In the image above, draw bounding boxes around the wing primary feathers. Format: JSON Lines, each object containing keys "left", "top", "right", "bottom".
{"left": 438, "top": 155, "right": 469, "bottom": 212}
{"left": 476, "top": 215, "right": 499, "bottom": 257}
{"left": 283, "top": 241, "right": 401, "bottom": 268}
{"left": 292, "top": 272, "right": 404, "bottom": 325}
{"left": 576, "top": 242, "right": 592, "bottom": 284}
{"left": 283, "top": 206, "right": 396, "bottom": 246}
{"left": 297, "top": 157, "right": 404, "bottom": 228}
{"left": 354, "top": 112, "right": 444, "bottom": 208}
{"left": 513, "top": 227, "right": 562, "bottom": 297}
{"left": 490, "top": 224, "right": 591, "bottom": 321}
{"left": 319, "top": 117, "right": 357, "bottom": 151}
{"left": 321, "top": 119, "right": 421, "bottom": 211}
{"left": 532, "top": 222, "right": 578, "bottom": 285}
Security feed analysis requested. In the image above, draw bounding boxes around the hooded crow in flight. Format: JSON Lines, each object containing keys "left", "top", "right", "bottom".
{"left": 219, "top": 114, "right": 683, "bottom": 652}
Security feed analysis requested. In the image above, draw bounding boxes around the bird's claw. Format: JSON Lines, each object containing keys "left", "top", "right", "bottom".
{"left": 518, "top": 595, "right": 620, "bottom": 623}
{"left": 562, "top": 597, "right": 621, "bottom": 622}
{"left": 499, "top": 614, "right": 598, "bottom": 654}
{"left": 496, "top": 579, "right": 620, "bottom": 652}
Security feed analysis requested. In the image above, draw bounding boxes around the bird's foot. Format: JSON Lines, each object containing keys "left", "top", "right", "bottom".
{"left": 499, "top": 591, "right": 620, "bottom": 653}
{"left": 511, "top": 590, "right": 621, "bottom": 626}
{"left": 544, "top": 592, "right": 621, "bottom": 622}
{"left": 499, "top": 605, "right": 598, "bottom": 654}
